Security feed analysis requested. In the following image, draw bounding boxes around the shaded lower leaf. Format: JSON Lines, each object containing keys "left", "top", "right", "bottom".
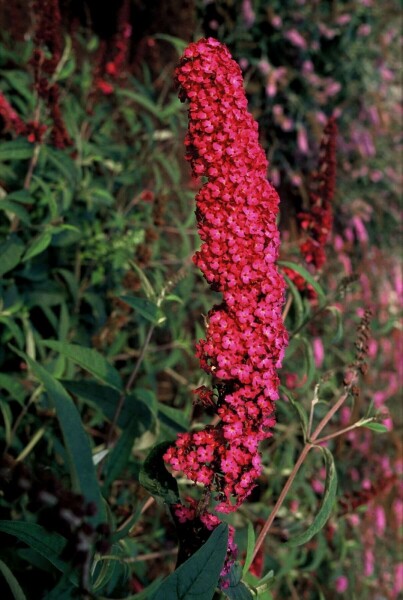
{"left": 0, "top": 521, "right": 71, "bottom": 578}
{"left": 0, "top": 558, "right": 27, "bottom": 600}
{"left": 11, "top": 348, "right": 105, "bottom": 524}
{"left": 139, "top": 442, "right": 180, "bottom": 505}
{"left": 224, "top": 563, "right": 253, "bottom": 600}
{"left": 151, "top": 523, "right": 229, "bottom": 600}
{"left": 103, "top": 407, "right": 156, "bottom": 490}
{"left": 0, "top": 234, "right": 24, "bottom": 277}
{"left": 287, "top": 447, "right": 338, "bottom": 546}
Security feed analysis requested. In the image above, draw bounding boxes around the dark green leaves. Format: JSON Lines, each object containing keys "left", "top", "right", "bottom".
{"left": 287, "top": 447, "right": 338, "bottom": 547}
{"left": 12, "top": 348, "right": 105, "bottom": 524}
{"left": 151, "top": 524, "right": 229, "bottom": 600}
{"left": 0, "top": 558, "right": 27, "bottom": 600}
{"left": 119, "top": 295, "right": 166, "bottom": 325}
{"left": 0, "top": 235, "right": 24, "bottom": 277}
{"left": 0, "top": 521, "right": 71, "bottom": 578}
{"left": 139, "top": 442, "right": 180, "bottom": 505}
{"left": 42, "top": 340, "right": 123, "bottom": 391}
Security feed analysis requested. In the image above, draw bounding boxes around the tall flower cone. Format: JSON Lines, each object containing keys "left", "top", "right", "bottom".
{"left": 164, "top": 38, "right": 288, "bottom": 512}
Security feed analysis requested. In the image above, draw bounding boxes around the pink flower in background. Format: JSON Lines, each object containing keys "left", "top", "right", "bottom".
{"left": 241, "top": 0, "right": 255, "bottom": 29}
{"left": 335, "top": 576, "right": 349, "bottom": 593}
{"left": 313, "top": 337, "right": 324, "bottom": 368}
{"left": 394, "top": 564, "right": 403, "bottom": 597}
{"left": 297, "top": 125, "right": 309, "bottom": 154}
{"left": 285, "top": 28, "right": 307, "bottom": 49}
{"left": 164, "top": 38, "right": 288, "bottom": 512}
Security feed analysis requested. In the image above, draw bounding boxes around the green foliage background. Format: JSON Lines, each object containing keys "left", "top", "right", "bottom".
{"left": 0, "top": 1, "right": 401, "bottom": 599}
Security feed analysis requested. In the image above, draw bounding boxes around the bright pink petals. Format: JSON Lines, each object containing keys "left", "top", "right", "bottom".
{"left": 164, "top": 38, "right": 288, "bottom": 512}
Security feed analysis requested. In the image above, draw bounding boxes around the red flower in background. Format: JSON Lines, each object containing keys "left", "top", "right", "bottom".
{"left": 30, "top": 0, "right": 72, "bottom": 148}
{"left": 0, "top": 93, "right": 26, "bottom": 135}
{"left": 299, "top": 117, "right": 338, "bottom": 270}
{"left": 164, "top": 38, "right": 288, "bottom": 512}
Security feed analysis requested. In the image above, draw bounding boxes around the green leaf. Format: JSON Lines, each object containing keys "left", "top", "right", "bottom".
{"left": 119, "top": 295, "right": 165, "bottom": 325}
{"left": 152, "top": 34, "right": 187, "bottom": 55}
{"left": 0, "top": 235, "right": 24, "bottom": 277}
{"left": 128, "top": 262, "right": 157, "bottom": 300}
{"left": 282, "top": 272, "right": 304, "bottom": 329}
{"left": 280, "top": 386, "right": 309, "bottom": 440}
{"left": 11, "top": 348, "right": 105, "bottom": 524}
{"left": 278, "top": 261, "right": 326, "bottom": 303}
{"left": 287, "top": 447, "right": 338, "bottom": 547}
{"left": 117, "top": 89, "right": 166, "bottom": 121}
{"left": 158, "top": 403, "right": 189, "bottom": 433}
{"left": 42, "top": 341, "right": 123, "bottom": 391}
{"left": 242, "top": 521, "right": 256, "bottom": 576}
{"left": 43, "top": 147, "right": 78, "bottom": 186}
{"left": 326, "top": 306, "right": 343, "bottom": 343}
{"left": 0, "top": 558, "right": 27, "bottom": 600}
{"left": 0, "top": 522, "right": 72, "bottom": 578}
{"left": 0, "top": 140, "right": 34, "bottom": 161}
{"left": 0, "top": 374, "right": 26, "bottom": 404}
{"left": 23, "top": 230, "right": 53, "bottom": 261}
{"left": 0, "top": 199, "right": 31, "bottom": 224}
{"left": 360, "top": 421, "right": 389, "bottom": 433}
{"left": 139, "top": 442, "right": 180, "bottom": 505}
{"left": 103, "top": 409, "right": 156, "bottom": 490}
{"left": 297, "top": 336, "right": 316, "bottom": 391}
{"left": 225, "top": 563, "right": 253, "bottom": 600}
{"left": 151, "top": 523, "right": 229, "bottom": 600}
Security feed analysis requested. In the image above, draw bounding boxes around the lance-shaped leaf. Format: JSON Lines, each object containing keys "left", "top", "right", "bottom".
{"left": 42, "top": 340, "right": 123, "bottom": 391}
{"left": 287, "top": 447, "right": 338, "bottom": 546}
{"left": 278, "top": 260, "right": 326, "bottom": 303}
{"left": 11, "top": 348, "right": 105, "bottom": 524}
{"left": 151, "top": 523, "right": 228, "bottom": 600}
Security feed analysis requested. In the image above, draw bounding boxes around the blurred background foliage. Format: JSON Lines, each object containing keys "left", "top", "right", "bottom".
{"left": 0, "top": 0, "right": 401, "bottom": 599}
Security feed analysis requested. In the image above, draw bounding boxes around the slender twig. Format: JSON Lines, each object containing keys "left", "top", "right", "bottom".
{"left": 314, "top": 418, "right": 373, "bottom": 445}
{"left": 251, "top": 443, "right": 313, "bottom": 564}
{"left": 282, "top": 294, "right": 293, "bottom": 321}
{"left": 251, "top": 377, "right": 357, "bottom": 563}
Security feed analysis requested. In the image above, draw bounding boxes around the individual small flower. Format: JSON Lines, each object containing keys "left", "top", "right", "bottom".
{"left": 164, "top": 38, "right": 288, "bottom": 512}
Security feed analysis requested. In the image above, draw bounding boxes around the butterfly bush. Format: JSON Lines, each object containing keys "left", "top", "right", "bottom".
{"left": 164, "top": 38, "right": 288, "bottom": 513}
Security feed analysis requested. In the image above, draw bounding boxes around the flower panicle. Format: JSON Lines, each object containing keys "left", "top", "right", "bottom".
{"left": 30, "top": 0, "right": 72, "bottom": 149}
{"left": 298, "top": 116, "right": 338, "bottom": 270}
{"left": 164, "top": 38, "right": 288, "bottom": 512}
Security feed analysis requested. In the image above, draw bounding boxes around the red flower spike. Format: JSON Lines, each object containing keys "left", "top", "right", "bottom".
{"left": 298, "top": 117, "right": 338, "bottom": 271}
{"left": 164, "top": 38, "right": 288, "bottom": 512}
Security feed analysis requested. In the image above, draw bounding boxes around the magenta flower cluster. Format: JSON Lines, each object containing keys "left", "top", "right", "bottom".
{"left": 164, "top": 38, "right": 288, "bottom": 512}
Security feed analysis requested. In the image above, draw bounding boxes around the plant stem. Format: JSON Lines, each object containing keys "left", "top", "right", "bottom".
{"left": 314, "top": 418, "right": 372, "bottom": 445}
{"left": 251, "top": 383, "right": 355, "bottom": 563}
{"left": 251, "top": 443, "right": 313, "bottom": 563}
